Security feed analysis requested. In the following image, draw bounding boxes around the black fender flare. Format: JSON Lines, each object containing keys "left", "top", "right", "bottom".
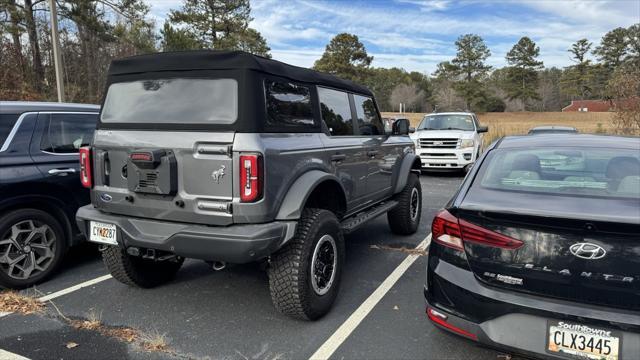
{"left": 393, "top": 154, "right": 421, "bottom": 194}
{"left": 275, "top": 170, "right": 346, "bottom": 221}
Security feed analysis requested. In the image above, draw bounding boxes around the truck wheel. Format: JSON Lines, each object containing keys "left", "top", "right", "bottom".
{"left": 102, "top": 246, "right": 183, "bottom": 288}
{"left": 268, "top": 208, "right": 344, "bottom": 320}
{"left": 387, "top": 173, "right": 422, "bottom": 235}
{"left": 0, "top": 209, "right": 67, "bottom": 289}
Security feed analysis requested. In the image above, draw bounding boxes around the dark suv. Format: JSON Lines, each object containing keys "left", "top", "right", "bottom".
{"left": 76, "top": 50, "right": 423, "bottom": 320}
{"left": 0, "top": 101, "right": 99, "bottom": 288}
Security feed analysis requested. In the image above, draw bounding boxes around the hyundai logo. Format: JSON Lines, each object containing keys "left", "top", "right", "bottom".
{"left": 569, "top": 243, "right": 606, "bottom": 260}
{"left": 100, "top": 193, "right": 113, "bottom": 202}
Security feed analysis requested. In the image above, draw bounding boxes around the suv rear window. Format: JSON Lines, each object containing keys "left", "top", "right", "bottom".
{"left": 101, "top": 78, "right": 238, "bottom": 124}
{"left": 477, "top": 147, "right": 640, "bottom": 199}
{"left": 0, "top": 114, "right": 19, "bottom": 146}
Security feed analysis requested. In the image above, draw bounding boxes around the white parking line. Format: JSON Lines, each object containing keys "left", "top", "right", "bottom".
{"left": 309, "top": 233, "right": 431, "bottom": 360}
{"left": 38, "top": 274, "right": 113, "bottom": 302}
{"left": 0, "top": 312, "right": 12, "bottom": 318}
{"left": 0, "top": 349, "right": 31, "bottom": 360}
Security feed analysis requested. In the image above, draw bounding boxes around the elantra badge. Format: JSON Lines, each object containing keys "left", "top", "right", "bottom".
{"left": 211, "top": 165, "right": 226, "bottom": 184}
{"left": 569, "top": 243, "right": 606, "bottom": 260}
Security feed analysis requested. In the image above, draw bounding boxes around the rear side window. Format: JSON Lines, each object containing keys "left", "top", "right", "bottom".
{"left": 101, "top": 78, "right": 238, "bottom": 124}
{"left": 0, "top": 114, "right": 19, "bottom": 147}
{"left": 41, "top": 113, "right": 98, "bottom": 154}
{"left": 477, "top": 147, "right": 640, "bottom": 199}
{"left": 353, "top": 95, "right": 383, "bottom": 135}
{"left": 265, "top": 79, "right": 315, "bottom": 128}
{"left": 318, "top": 87, "right": 354, "bottom": 136}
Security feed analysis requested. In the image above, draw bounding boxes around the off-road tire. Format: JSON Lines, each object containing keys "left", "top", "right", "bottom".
{"left": 0, "top": 209, "right": 67, "bottom": 289}
{"left": 387, "top": 173, "right": 422, "bottom": 235}
{"left": 268, "top": 208, "right": 344, "bottom": 320}
{"left": 102, "top": 246, "right": 184, "bottom": 288}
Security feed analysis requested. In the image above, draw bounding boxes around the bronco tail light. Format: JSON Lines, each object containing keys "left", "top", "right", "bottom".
{"left": 79, "top": 146, "right": 93, "bottom": 188}
{"left": 239, "top": 154, "right": 263, "bottom": 202}
{"left": 432, "top": 210, "right": 523, "bottom": 251}
{"left": 427, "top": 307, "right": 477, "bottom": 341}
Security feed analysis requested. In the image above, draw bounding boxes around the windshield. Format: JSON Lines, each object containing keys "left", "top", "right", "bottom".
{"left": 418, "top": 114, "right": 475, "bottom": 131}
{"left": 477, "top": 147, "right": 640, "bottom": 199}
{"left": 101, "top": 78, "right": 238, "bottom": 124}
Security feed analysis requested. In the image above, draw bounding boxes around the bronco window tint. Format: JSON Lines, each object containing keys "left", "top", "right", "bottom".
{"left": 101, "top": 78, "right": 238, "bottom": 124}
{"left": 41, "top": 113, "right": 98, "bottom": 154}
{"left": 0, "top": 114, "right": 19, "bottom": 147}
{"left": 353, "top": 95, "right": 383, "bottom": 135}
{"left": 265, "top": 80, "right": 314, "bottom": 128}
{"left": 318, "top": 87, "right": 354, "bottom": 136}
{"left": 478, "top": 148, "right": 640, "bottom": 199}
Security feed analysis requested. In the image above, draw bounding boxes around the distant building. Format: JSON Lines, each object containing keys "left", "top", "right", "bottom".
{"left": 562, "top": 98, "right": 639, "bottom": 112}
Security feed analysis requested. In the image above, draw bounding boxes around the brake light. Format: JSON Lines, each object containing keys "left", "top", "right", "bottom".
{"left": 427, "top": 307, "right": 477, "bottom": 341}
{"left": 432, "top": 210, "right": 523, "bottom": 251}
{"left": 79, "top": 146, "right": 92, "bottom": 188}
{"left": 239, "top": 154, "right": 263, "bottom": 202}
{"left": 432, "top": 209, "right": 463, "bottom": 251}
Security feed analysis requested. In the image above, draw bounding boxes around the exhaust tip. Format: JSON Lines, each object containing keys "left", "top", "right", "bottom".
{"left": 212, "top": 261, "right": 226, "bottom": 271}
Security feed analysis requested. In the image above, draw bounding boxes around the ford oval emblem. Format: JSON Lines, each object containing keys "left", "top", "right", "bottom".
{"left": 100, "top": 193, "right": 113, "bottom": 202}
{"left": 569, "top": 243, "right": 606, "bottom": 260}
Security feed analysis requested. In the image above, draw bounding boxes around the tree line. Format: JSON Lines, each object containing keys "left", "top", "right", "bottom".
{"left": 1, "top": 0, "right": 638, "bottom": 115}
{"left": 315, "top": 26, "right": 639, "bottom": 113}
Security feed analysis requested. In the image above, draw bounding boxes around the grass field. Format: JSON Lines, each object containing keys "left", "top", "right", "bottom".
{"left": 382, "top": 111, "right": 616, "bottom": 145}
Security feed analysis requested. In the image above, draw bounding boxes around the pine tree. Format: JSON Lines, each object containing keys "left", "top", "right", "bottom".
{"left": 313, "top": 33, "right": 373, "bottom": 82}
{"left": 503, "top": 36, "right": 544, "bottom": 110}
{"left": 450, "top": 34, "right": 492, "bottom": 110}
{"left": 593, "top": 27, "right": 629, "bottom": 68}
{"left": 561, "top": 39, "right": 594, "bottom": 100}
{"left": 167, "top": 0, "right": 270, "bottom": 57}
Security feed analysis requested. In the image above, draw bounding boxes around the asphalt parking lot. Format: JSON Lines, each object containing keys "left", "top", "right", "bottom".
{"left": 0, "top": 173, "right": 511, "bottom": 360}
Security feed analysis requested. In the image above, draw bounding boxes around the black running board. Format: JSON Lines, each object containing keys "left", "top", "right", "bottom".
{"left": 340, "top": 200, "right": 399, "bottom": 234}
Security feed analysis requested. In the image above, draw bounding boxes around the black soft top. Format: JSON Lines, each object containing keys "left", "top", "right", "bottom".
{"left": 107, "top": 50, "right": 372, "bottom": 96}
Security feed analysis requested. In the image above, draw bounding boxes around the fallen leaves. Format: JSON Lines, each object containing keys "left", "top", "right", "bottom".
{"left": 0, "top": 291, "right": 44, "bottom": 315}
{"left": 65, "top": 342, "right": 79, "bottom": 349}
{"left": 370, "top": 244, "right": 427, "bottom": 256}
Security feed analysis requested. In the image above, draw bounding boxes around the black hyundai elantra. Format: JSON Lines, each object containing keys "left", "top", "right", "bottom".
{"left": 424, "top": 134, "right": 640, "bottom": 360}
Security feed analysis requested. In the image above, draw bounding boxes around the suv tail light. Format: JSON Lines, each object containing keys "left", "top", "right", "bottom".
{"left": 239, "top": 154, "right": 263, "bottom": 202}
{"left": 432, "top": 210, "right": 523, "bottom": 251}
{"left": 79, "top": 146, "right": 93, "bottom": 188}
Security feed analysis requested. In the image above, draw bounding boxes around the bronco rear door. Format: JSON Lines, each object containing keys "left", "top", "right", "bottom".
{"left": 92, "top": 77, "right": 239, "bottom": 226}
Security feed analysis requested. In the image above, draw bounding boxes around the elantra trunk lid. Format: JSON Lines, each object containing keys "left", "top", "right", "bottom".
{"left": 457, "top": 146, "right": 640, "bottom": 311}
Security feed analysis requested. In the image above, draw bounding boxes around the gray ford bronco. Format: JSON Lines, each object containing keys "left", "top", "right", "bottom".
{"left": 76, "top": 50, "right": 422, "bottom": 320}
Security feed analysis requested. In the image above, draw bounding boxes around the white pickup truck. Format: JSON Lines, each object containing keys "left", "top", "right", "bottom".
{"left": 410, "top": 112, "right": 488, "bottom": 173}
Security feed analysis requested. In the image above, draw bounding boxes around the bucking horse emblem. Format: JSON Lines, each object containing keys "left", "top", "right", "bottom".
{"left": 211, "top": 165, "right": 226, "bottom": 184}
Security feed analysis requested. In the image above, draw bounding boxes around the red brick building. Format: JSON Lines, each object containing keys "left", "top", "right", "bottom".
{"left": 562, "top": 98, "right": 639, "bottom": 112}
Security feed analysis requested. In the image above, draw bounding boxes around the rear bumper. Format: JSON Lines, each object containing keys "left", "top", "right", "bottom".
{"left": 76, "top": 205, "right": 296, "bottom": 263}
{"left": 425, "top": 259, "right": 640, "bottom": 359}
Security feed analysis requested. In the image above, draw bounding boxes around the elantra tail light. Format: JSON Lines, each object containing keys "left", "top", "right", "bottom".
{"left": 431, "top": 210, "right": 523, "bottom": 251}
{"left": 79, "top": 146, "right": 93, "bottom": 188}
{"left": 239, "top": 154, "right": 263, "bottom": 202}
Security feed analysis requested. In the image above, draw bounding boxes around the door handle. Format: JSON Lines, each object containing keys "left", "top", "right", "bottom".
{"left": 367, "top": 150, "right": 379, "bottom": 157}
{"left": 331, "top": 154, "right": 347, "bottom": 162}
{"left": 48, "top": 168, "right": 76, "bottom": 176}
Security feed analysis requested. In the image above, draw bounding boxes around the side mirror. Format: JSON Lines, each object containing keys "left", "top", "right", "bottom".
{"left": 409, "top": 127, "right": 415, "bottom": 133}
{"left": 392, "top": 119, "right": 410, "bottom": 135}
{"left": 477, "top": 126, "right": 488, "bottom": 133}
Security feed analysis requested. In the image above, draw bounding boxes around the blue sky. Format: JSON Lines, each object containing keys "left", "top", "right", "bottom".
{"left": 147, "top": 0, "right": 640, "bottom": 74}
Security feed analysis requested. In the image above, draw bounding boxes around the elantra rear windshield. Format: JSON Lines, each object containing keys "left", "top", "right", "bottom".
{"left": 477, "top": 147, "right": 640, "bottom": 199}
{"left": 101, "top": 78, "right": 238, "bottom": 124}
